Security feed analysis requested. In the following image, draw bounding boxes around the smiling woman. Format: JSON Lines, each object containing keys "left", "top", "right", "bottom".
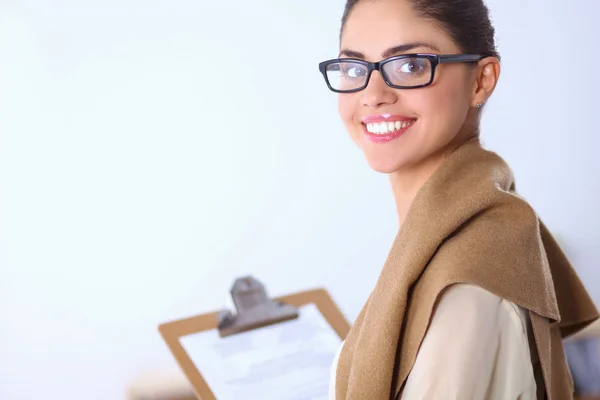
{"left": 318, "top": 0, "right": 599, "bottom": 400}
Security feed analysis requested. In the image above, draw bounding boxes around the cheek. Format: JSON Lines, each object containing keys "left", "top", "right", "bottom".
{"left": 338, "top": 94, "right": 356, "bottom": 128}
{"left": 419, "top": 79, "right": 471, "bottom": 136}
{"left": 337, "top": 94, "right": 361, "bottom": 143}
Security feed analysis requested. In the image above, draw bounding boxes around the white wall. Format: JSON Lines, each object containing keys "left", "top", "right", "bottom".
{"left": 0, "top": 0, "right": 598, "bottom": 399}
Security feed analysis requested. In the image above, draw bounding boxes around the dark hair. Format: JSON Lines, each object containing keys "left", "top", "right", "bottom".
{"left": 340, "top": 0, "right": 500, "bottom": 60}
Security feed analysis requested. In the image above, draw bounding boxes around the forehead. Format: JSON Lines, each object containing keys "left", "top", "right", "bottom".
{"left": 340, "top": 0, "right": 459, "bottom": 59}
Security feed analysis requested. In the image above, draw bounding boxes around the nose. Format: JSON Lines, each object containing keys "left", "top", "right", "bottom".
{"left": 361, "top": 71, "right": 397, "bottom": 108}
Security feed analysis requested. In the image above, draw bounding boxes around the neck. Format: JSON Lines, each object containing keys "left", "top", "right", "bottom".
{"left": 390, "top": 133, "right": 479, "bottom": 228}
{"left": 390, "top": 153, "right": 445, "bottom": 227}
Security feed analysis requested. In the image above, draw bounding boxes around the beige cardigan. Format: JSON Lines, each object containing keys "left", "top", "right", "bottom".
{"left": 334, "top": 139, "right": 599, "bottom": 400}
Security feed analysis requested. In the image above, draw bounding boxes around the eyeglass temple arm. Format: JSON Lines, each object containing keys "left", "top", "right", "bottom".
{"left": 438, "top": 54, "right": 486, "bottom": 63}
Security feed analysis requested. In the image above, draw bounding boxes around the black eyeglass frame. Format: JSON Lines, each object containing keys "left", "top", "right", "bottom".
{"left": 318, "top": 53, "right": 487, "bottom": 93}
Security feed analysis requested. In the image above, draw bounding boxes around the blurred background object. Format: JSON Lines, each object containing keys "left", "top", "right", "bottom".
{"left": 127, "top": 370, "right": 195, "bottom": 400}
{"left": 566, "top": 319, "right": 600, "bottom": 400}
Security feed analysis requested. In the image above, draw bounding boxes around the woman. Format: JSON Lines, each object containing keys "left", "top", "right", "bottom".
{"left": 318, "top": 0, "right": 599, "bottom": 399}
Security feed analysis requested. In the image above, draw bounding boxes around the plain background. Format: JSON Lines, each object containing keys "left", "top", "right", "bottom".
{"left": 1, "top": 0, "right": 598, "bottom": 399}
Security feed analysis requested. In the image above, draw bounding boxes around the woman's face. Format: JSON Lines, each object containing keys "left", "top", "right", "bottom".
{"left": 339, "top": 0, "right": 479, "bottom": 173}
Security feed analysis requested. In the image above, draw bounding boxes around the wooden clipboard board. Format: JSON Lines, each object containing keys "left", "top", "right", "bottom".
{"left": 158, "top": 277, "right": 350, "bottom": 400}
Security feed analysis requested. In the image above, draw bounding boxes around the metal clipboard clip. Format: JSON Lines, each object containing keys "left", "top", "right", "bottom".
{"left": 216, "top": 276, "right": 300, "bottom": 338}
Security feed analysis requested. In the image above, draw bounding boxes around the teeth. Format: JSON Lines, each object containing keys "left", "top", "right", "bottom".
{"left": 366, "top": 120, "right": 415, "bottom": 134}
{"left": 379, "top": 122, "right": 388, "bottom": 133}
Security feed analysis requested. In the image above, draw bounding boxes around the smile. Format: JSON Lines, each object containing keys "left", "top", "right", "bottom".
{"left": 365, "top": 120, "right": 415, "bottom": 134}
{"left": 360, "top": 114, "right": 417, "bottom": 143}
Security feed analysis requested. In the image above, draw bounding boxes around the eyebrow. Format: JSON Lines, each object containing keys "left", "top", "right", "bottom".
{"left": 338, "top": 42, "right": 441, "bottom": 59}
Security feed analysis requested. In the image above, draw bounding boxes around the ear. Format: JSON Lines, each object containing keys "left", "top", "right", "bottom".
{"left": 471, "top": 57, "right": 501, "bottom": 108}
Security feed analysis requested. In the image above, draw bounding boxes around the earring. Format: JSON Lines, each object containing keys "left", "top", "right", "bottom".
{"left": 476, "top": 103, "right": 483, "bottom": 108}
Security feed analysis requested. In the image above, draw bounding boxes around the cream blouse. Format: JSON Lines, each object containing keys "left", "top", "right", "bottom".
{"left": 329, "top": 283, "right": 538, "bottom": 399}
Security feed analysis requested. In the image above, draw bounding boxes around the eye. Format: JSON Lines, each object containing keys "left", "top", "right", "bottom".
{"left": 343, "top": 64, "right": 368, "bottom": 79}
{"left": 398, "top": 58, "right": 429, "bottom": 75}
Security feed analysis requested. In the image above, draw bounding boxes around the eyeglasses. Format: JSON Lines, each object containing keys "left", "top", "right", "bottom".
{"left": 318, "top": 53, "right": 486, "bottom": 93}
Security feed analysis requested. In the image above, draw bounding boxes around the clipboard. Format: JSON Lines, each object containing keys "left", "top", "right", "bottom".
{"left": 158, "top": 276, "right": 350, "bottom": 400}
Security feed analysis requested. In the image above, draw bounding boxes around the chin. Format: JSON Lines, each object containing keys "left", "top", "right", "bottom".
{"left": 364, "top": 156, "right": 408, "bottom": 174}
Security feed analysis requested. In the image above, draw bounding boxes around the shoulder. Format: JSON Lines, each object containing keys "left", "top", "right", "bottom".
{"left": 421, "top": 196, "right": 559, "bottom": 320}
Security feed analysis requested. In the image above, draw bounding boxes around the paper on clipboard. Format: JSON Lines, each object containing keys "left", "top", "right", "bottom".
{"left": 179, "top": 303, "right": 342, "bottom": 400}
